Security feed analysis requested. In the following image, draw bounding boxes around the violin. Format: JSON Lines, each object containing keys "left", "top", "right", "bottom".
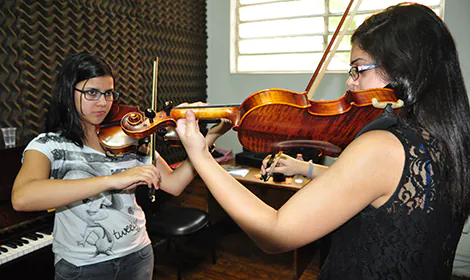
{"left": 97, "top": 102, "right": 179, "bottom": 156}
{"left": 168, "top": 87, "right": 402, "bottom": 157}
{"left": 117, "top": 0, "right": 404, "bottom": 158}
{"left": 97, "top": 58, "right": 167, "bottom": 202}
{"left": 117, "top": 87, "right": 402, "bottom": 158}
{"left": 97, "top": 58, "right": 177, "bottom": 157}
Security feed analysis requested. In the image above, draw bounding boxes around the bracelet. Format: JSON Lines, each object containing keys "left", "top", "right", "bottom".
{"left": 209, "top": 144, "right": 216, "bottom": 154}
{"left": 306, "top": 160, "right": 314, "bottom": 179}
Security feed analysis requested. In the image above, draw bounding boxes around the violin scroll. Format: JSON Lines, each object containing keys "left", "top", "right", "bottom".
{"left": 120, "top": 101, "right": 177, "bottom": 140}
{"left": 97, "top": 104, "right": 144, "bottom": 157}
{"left": 120, "top": 110, "right": 177, "bottom": 140}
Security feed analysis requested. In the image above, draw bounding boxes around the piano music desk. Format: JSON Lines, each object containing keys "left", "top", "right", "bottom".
{"left": 203, "top": 160, "right": 318, "bottom": 280}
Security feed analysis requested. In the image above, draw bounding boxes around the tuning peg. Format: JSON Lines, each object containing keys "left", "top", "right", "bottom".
{"left": 144, "top": 108, "right": 156, "bottom": 122}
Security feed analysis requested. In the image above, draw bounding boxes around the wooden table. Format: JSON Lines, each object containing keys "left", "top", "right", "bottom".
{"left": 205, "top": 160, "right": 317, "bottom": 280}
{"left": 226, "top": 162, "right": 310, "bottom": 190}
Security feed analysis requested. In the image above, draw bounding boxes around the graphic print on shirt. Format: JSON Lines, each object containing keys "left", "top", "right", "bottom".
{"left": 56, "top": 153, "right": 142, "bottom": 258}
{"left": 62, "top": 161, "right": 124, "bottom": 256}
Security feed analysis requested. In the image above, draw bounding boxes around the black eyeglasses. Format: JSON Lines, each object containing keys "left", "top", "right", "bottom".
{"left": 348, "top": 64, "right": 378, "bottom": 81}
{"left": 75, "top": 88, "right": 120, "bottom": 101}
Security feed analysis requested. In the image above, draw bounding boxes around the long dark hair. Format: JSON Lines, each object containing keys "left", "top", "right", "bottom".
{"left": 352, "top": 3, "right": 470, "bottom": 218}
{"left": 45, "top": 52, "right": 114, "bottom": 146}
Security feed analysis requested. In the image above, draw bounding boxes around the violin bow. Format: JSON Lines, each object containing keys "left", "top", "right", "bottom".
{"left": 148, "top": 57, "right": 159, "bottom": 202}
{"left": 271, "top": 140, "right": 342, "bottom": 158}
{"left": 261, "top": 151, "right": 283, "bottom": 182}
{"left": 305, "top": 0, "right": 363, "bottom": 98}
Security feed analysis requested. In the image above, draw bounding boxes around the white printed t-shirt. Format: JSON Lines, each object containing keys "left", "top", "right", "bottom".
{"left": 23, "top": 132, "right": 154, "bottom": 266}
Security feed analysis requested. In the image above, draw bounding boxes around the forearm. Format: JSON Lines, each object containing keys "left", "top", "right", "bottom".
{"left": 190, "top": 151, "right": 284, "bottom": 253}
{"left": 158, "top": 134, "right": 218, "bottom": 196}
{"left": 299, "top": 161, "right": 328, "bottom": 178}
{"left": 298, "top": 161, "right": 310, "bottom": 177}
{"left": 312, "top": 163, "right": 328, "bottom": 178}
{"left": 205, "top": 134, "right": 218, "bottom": 146}
{"left": 159, "top": 158, "right": 198, "bottom": 196}
{"left": 12, "top": 176, "right": 113, "bottom": 212}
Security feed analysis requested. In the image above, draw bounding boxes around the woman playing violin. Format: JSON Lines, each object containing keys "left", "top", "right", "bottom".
{"left": 175, "top": 3, "right": 470, "bottom": 279}
{"left": 11, "top": 52, "right": 230, "bottom": 280}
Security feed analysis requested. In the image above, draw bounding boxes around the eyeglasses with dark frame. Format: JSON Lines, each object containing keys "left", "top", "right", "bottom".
{"left": 348, "top": 64, "right": 378, "bottom": 81}
{"left": 75, "top": 88, "right": 120, "bottom": 101}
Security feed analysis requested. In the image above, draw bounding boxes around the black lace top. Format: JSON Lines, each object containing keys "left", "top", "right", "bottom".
{"left": 317, "top": 125, "right": 465, "bottom": 280}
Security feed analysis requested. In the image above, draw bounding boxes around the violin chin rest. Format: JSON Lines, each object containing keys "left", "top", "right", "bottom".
{"left": 372, "top": 98, "right": 404, "bottom": 109}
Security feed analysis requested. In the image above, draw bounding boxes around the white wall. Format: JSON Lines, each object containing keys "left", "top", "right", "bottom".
{"left": 444, "top": 0, "right": 470, "bottom": 89}
{"left": 207, "top": 0, "right": 470, "bottom": 154}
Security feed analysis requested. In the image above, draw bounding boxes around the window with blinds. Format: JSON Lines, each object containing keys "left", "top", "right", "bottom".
{"left": 231, "top": 0, "right": 444, "bottom": 73}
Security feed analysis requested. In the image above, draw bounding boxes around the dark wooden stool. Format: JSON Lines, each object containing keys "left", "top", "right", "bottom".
{"left": 146, "top": 207, "right": 217, "bottom": 280}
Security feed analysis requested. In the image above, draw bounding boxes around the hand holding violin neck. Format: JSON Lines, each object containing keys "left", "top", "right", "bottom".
{"left": 170, "top": 105, "right": 240, "bottom": 126}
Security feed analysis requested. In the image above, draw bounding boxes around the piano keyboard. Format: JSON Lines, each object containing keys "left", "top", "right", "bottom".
{"left": 0, "top": 212, "right": 54, "bottom": 268}
{"left": 0, "top": 230, "right": 53, "bottom": 265}
{"left": 0, "top": 147, "right": 55, "bottom": 277}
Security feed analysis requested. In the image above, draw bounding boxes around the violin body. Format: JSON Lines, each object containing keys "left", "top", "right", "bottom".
{"left": 170, "top": 87, "right": 400, "bottom": 157}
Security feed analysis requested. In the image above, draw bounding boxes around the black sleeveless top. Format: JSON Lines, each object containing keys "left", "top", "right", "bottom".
{"left": 317, "top": 125, "right": 465, "bottom": 280}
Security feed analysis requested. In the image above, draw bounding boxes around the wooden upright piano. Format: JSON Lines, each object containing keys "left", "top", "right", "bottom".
{"left": 0, "top": 146, "right": 55, "bottom": 278}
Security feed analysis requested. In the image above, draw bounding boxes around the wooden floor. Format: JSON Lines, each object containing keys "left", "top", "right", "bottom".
{"left": 151, "top": 219, "right": 322, "bottom": 280}
{"left": 148, "top": 178, "right": 322, "bottom": 280}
